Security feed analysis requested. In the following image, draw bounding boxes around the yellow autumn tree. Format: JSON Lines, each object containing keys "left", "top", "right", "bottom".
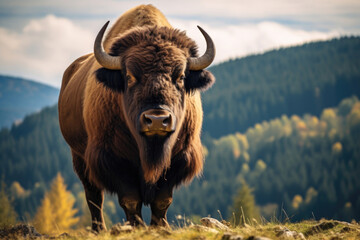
{"left": 0, "top": 181, "right": 17, "bottom": 228}
{"left": 292, "top": 194, "right": 303, "bottom": 209}
{"left": 33, "top": 173, "right": 79, "bottom": 234}
{"left": 10, "top": 181, "right": 30, "bottom": 198}
{"left": 33, "top": 194, "right": 53, "bottom": 233}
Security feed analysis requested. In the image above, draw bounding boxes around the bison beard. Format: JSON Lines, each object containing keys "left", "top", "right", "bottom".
{"left": 140, "top": 135, "right": 172, "bottom": 184}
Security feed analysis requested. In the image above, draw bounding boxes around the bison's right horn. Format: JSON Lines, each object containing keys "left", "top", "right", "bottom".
{"left": 188, "top": 26, "right": 216, "bottom": 71}
{"left": 94, "top": 21, "right": 122, "bottom": 70}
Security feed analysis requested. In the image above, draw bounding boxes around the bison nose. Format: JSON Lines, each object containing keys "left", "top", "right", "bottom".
{"left": 140, "top": 109, "right": 176, "bottom": 136}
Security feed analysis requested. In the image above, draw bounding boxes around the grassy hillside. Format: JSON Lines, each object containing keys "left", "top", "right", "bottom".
{"left": 0, "top": 75, "right": 59, "bottom": 129}
{"left": 204, "top": 37, "right": 360, "bottom": 137}
{"left": 1, "top": 219, "right": 359, "bottom": 240}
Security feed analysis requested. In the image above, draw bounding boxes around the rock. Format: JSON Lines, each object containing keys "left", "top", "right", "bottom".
{"left": 222, "top": 232, "right": 244, "bottom": 240}
{"left": 275, "top": 226, "right": 306, "bottom": 239}
{"left": 340, "top": 226, "right": 359, "bottom": 233}
{"left": 334, "top": 220, "right": 353, "bottom": 226}
{"left": 190, "top": 224, "right": 219, "bottom": 233}
{"left": 305, "top": 221, "right": 339, "bottom": 236}
{"left": 340, "top": 226, "right": 352, "bottom": 233}
{"left": 201, "top": 217, "right": 231, "bottom": 231}
{"left": 316, "top": 221, "right": 339, "bottom": 230}
{"left": 110, "top": 223, "right": 133, "bottom": 235}
{"left": 0, "top": 224, "right": 42, "bottom": 239}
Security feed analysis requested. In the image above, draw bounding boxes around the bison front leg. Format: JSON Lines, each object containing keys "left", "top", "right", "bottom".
{"left": 118, "top": 192, "right": 143, "bottom": 226}
{"left": 72, "top": 151, "right": 106, "bottom": 232}
{"left": 84, "top": 184, "right": 106, "bottom": 231}
{"left": 85, "top": 142, "right": 145, "bottom": 227}
{"left": 150, "top": 187, "right": 172, "bottom": 227}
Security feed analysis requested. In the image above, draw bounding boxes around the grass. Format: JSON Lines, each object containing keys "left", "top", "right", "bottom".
{"left": 1, "top": 218, "right": 360, "bottom": 239}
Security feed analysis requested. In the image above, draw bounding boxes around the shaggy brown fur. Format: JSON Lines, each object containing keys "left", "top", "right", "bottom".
{"left": 103, "top": 5, "right": 171, "bottom": 51}
{"left": 58, "top": 4, "right": 215, "bottom": 231}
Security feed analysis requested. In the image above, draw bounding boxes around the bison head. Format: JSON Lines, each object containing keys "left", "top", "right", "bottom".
{"left": 94, "top": 22, "right": 215, "bottom": 183}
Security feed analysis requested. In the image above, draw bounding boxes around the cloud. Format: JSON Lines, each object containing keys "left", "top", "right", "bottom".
{"left": 0, "top": 15, "right": 93, "bottom": 87}
{"left": 0, "top": 14, "right": 345, "bottom": 87}
{"left": 170, "top": 19, "right": 341, "bottom": 64}
{"left": 2, "top": 0, "right": 359, "bottom": 31}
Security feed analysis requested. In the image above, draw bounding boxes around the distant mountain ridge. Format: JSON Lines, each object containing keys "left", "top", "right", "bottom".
{"left": 204, "top": 36, "right": 360, "bottom": 137}
{"left": 0, "top": 75, "right": 59, "bottom": 129}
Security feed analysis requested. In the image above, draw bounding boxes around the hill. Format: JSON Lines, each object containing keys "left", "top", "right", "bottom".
{"left": 0, "top": 105, "right": 77, "bottom": 217}
{"left": 171, "top": 96, "right": 360, "bottom": 222}
{"left": 204, "top": 37, "right": 360, "bottom": 137}
{"left": 0, "top": 75, "right": 59, "bottom": 129}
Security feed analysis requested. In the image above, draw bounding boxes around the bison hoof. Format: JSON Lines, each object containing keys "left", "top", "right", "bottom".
{"left": 150, "top": 217, "right": 170, "bottom": 228}
{"left": 91, "top": 222, "right": 107, "bottom": 233}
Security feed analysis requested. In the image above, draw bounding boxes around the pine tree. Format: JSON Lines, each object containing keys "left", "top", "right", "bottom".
{"left": 33, "top": 173, "right": 79, "bottom": 234}
{"left": 0, "top": 181, "right": 17, "bottom": 228}
{"left": 229, "top": 180, "right": 260, "bottom": 226}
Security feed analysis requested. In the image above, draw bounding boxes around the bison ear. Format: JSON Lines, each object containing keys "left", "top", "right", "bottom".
{"left": 95, "top": 68, "right": 126, "bottom": 92}
{"left": 185, "top": 70, "right": 215, "bottom": 92}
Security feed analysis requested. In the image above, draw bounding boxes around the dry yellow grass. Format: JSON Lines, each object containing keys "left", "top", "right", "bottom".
{"left": 1, "top": 219, "right": 359, "bottom": 239}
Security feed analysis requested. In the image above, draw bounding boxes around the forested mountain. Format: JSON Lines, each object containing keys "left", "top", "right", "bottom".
{"left": 0, "top": 106, "right": 75, "bottom": 217}
{"left": 204, "top": 37, "right": 360, "bottom": 137}
{"left": 0, "top": 75, "right": 59, "bottom": 129}
{"left": 1, "top": 37, "right": 359, "bottom": 224}
{"left": 2, "top": 97, "right": 359, "bottom": 223}
{"left": 170, "top": 96, "right": 360, "bottom": 222}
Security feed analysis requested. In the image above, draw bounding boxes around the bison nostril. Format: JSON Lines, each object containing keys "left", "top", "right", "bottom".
{"left": 162, "top": 115, "right": 171, "bottom": 126}
{"left": 144, "top": 114, "right": 153, "bottom": 125}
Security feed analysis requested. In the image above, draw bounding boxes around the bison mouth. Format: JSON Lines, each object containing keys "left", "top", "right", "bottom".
{"left": 142, "top": 130, "right": 172, "bottom": 137}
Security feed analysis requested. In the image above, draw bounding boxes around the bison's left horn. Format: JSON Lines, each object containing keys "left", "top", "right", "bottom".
{"left": 188, "top": 26, "right": 216, "bottom": 71}
{"left": 94, "top": 21, "right": 122, "bottom": 70}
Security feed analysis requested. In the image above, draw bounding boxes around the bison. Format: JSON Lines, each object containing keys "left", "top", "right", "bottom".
{"left": 58, "top": 4, "right": 215, "bottom": 231}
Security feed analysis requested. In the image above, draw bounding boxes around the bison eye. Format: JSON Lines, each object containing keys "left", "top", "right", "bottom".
{"left": 126, "top": 74, "right": 136, "bottom": 88}
{"left": 176, "top": 74, "right": 185, "bottom": 83}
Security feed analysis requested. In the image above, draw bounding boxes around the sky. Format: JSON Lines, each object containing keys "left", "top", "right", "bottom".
{"left": 0, "top": 0, "right": 359, "bottom": 87}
